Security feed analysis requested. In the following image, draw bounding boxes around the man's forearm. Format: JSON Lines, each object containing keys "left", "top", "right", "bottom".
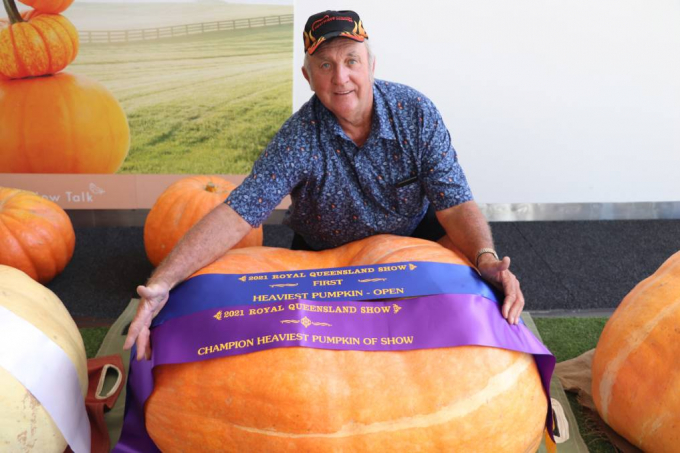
{"left": 148, "top": 203, "right": 253, "bottom": 289}
{"left": 435, "top": 200, "right": 495, "bottom": 265}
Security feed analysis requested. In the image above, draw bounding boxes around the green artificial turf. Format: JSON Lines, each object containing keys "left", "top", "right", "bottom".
{"left": 534, "top": 317, "right": 616, "bottom": 453}
{"left": 80, "top": 327, "right": 110, "bottom": 359}
{"left": 78, "top": 317, "right": 617, "bottom": 452}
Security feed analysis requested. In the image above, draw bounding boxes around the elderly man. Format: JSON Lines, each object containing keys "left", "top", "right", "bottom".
{"left": 125, "top": 10, "right": 524, "bottom": 360}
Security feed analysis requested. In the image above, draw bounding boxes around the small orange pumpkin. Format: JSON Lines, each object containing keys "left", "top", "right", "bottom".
{"left": 145, "top": 235, "right": 548, "bottom": 452}
{"left": 144, "top": 176, "right": 263, "bottom": 267}
{"left": 0, "top": 72, "right": 130, "bottom": 173}
{"left": 17, "top": 0, "right": 74, "bottom": 14}
{"left": 592, "top": 250, "right": 680, "bottom": 452}
{"left": 0, "top": 187, "right": 75, "bottom": 284}
{"left": 0, "top": 2, "right": 78, "bottom": 79}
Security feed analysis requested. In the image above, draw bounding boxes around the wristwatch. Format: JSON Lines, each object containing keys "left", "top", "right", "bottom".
{"left": 475, "top": 248, "right": 499, "bottom": 268}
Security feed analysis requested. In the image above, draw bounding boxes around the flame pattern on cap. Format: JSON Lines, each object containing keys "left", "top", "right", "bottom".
{"left": 304, "top": 20, "right": 368, "bottom": 55}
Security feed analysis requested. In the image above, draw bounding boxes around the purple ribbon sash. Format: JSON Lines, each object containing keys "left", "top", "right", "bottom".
{"left": 114, "top": 263, "right": 554, "bottom": 452}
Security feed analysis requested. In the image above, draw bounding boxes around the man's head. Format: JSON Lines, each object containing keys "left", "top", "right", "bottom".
{"left": 302, "top": 10, "right": 375, "bottom": 126}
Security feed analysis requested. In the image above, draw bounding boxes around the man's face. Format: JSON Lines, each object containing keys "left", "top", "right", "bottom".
{"left": 302, "top": 39, "right": 375, "bottom": 125}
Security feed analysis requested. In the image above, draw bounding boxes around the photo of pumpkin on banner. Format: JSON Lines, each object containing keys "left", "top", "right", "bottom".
{"left": 0, "top": 0, "right": 293, "bottom": 176}
{"left": 0, "top": 0, "right": 131, "bottom": 173}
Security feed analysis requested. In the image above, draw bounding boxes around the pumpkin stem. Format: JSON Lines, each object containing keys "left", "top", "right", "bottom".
{"left": 3, "top": 0, "right": 23, "bottom": 24}
{"left": 205, "top": 182, "right": 218, "bottom": 193}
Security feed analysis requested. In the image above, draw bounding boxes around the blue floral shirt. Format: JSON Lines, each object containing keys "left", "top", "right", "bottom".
{"left": 226, "top": 79, "right": 473, "bottom": 250}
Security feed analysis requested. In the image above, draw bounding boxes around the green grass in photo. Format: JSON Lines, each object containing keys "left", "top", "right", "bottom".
{"left": 69, "top": 23, "right": 294, "bottom": 174}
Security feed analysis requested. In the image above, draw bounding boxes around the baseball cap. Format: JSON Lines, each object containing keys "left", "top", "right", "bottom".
{"left": 303, "top": 10, "right": 369, "bottom": 55}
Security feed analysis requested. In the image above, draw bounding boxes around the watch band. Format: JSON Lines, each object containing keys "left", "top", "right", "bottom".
{"left": 475, "top": 248, "right": 499, "bottom": 267}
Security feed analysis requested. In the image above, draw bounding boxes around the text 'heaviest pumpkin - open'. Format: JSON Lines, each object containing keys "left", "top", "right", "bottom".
{"left": 144, "top": 235, "right": 549, "bottom": 452}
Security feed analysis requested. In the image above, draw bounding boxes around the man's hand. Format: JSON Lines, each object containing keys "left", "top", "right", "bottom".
{"left": 477, "top": 255, "right": 524, "bottom": 325}
{"left": 123, "top": 281, "right": 171, "bottom": 360}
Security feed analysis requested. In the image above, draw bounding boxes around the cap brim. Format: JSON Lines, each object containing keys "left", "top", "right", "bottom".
{"left": 307, "top": 31, "right": 366, "bottom": 55}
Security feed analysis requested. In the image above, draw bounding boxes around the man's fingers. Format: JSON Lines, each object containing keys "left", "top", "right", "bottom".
{"left": 136, "top": 327, "right": 150, "bottom": 361}
{"left": 123, "top": 315, "right": 146, "bottom": 350}
{"left": 124, "top": 284, "right": 169, "bottom": 358}
{"left": 500, "top": 270, "right": 523, "bottom": 324}
{"left": 123, "top": 301, "right": 154, "bottom": 351}
{"left": 502, "top": 294, "right": 516, "bottom": 319}
{"left": 504, "top": 278, "right": 524, "bottom": 325}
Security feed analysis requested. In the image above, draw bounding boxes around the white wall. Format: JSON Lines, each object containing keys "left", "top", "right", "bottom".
{"left": 293, "top": 1, "right": 680, "bottom": 204}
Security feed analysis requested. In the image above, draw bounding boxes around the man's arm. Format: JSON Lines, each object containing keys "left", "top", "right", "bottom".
{"left": 124, "top": 203, "right": 253, "bottom": 359}
{"left": 436, "top": 200, "right": 525, "bottom": 325}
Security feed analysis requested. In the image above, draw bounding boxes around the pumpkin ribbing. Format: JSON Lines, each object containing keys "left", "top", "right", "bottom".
{"left": 592, "top": 251, "right": 680, "bottom": 452}
{"left": 146, "top": 235, "right": 548, "bottom": 452}
{"left": 0, "top": 187, "right": 75, "bottom": 283}
{"left": 0, "top": 72, "right": 130, "bottom": 173}
{"left": 144, "top": 176, "right": 263, "bottom": 267}
{"left": 0, "top": 3, "right": 78, "bottom": 79}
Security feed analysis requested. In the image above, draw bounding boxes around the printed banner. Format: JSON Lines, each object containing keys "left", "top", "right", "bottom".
{"left": 153, "top": 261, "right": 500, "bottom": 326}
{"left": 115, "top": 261, "right": 555, "bottom": 451}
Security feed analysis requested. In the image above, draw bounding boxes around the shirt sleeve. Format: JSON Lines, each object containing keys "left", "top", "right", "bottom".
{"left": 226, "top": 119, "right": 308, "bottom": 227}
{"left": 418, "top": 99, "right": 474, "bottom": 210}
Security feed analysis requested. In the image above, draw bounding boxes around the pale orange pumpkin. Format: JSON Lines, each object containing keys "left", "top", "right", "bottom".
{"left": 146, "top": 235, "right": 549, "bottom": 452}
{"left": 0, "top": 187, "right": 75, "bottom": 284}
{"left": 0, "top": 265, "right": 88, "bottom": 451}
{"left": 592, "top": 251, "right": 680, "bottom": 453}
{"left": 0, "top": 2, "right": 78, "bottom": 79}
{"left": 144, "top": 176, "right": 263, "bottom": 267}
{"left": 17, "top": 0, "right": 74, "bottom": 14}
{"left": 0, "top": 72, "right": 130, "bottom": 173}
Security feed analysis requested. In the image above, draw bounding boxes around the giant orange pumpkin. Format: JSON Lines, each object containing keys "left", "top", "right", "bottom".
{"left": 0, "top": 4, "right": 78, "bottom": 79}
{"left": 0, "top": 265, "right": 88, "bottom": 451}
{"left": 0, "top": 72, "right": 130, "bottom": 173}
{"left": 0, "top": 187, "right": 75, "bottom": 284}
{"left": 592, "top": 251, "right": 680, "bottom": 453}
{"left": 17, "top": 0, "right": 74, "bottom": 14}
{"left": 144, "top": 176, "right": 263, "bottom": 267}
{"left": 145, "top": 235, "right": 549, "bottom": 452}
